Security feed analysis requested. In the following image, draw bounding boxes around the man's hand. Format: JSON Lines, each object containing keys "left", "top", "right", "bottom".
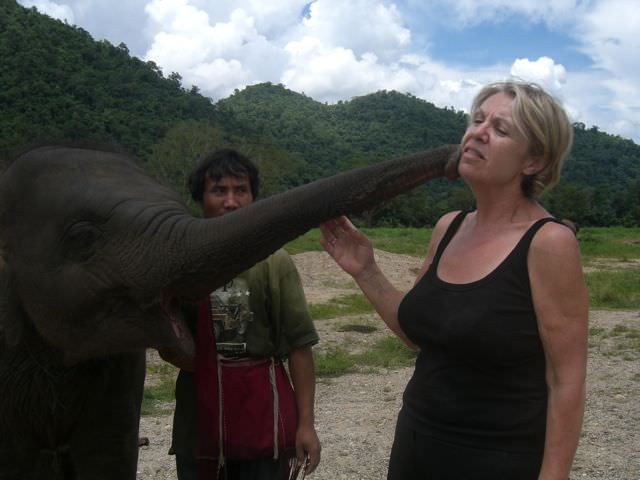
{"left": 295, "top": 423, "right": 321, "bottom": 475}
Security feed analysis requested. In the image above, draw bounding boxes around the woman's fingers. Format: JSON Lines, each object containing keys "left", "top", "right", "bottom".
{"left": 320, "top": 216, "right": 350, "bottom": 247}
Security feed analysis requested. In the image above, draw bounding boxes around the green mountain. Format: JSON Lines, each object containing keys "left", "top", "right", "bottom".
{"left": 1, "top": 0, "right": 639, "bottom": 226}
{"left": 218, "top": 82, "right": 640, "bottom": 226}
{"left": 217, "top": 84, "right": 466, "bottom": 179}
{"left": 0, "top": 0, "right": 223, "bottom": 158}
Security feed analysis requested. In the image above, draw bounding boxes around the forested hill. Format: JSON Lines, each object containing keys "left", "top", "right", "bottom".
{"left": 0, "top": 0, "right": 229, "bottom": 158}
{"left": 217, "top": 83, "right": 466, "bottom": 179}
{"left": 221, "top": 83, "right": 640, "bottom": 226}
{"left": 1, "top": 0, "right": 639, "bottom": 226}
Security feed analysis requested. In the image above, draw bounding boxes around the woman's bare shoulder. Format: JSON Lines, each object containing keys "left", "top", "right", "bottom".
{"left": 433, "top": 210, "right": 463, "bottom": 234}
{"left": 426, "top": 210, "right": 464, "bottom": 259}
{"left": 532, "top": 220, "right": 579, "bottom": 253}
{"left": 529, "top": 220, "right": 582, "bottom": 278}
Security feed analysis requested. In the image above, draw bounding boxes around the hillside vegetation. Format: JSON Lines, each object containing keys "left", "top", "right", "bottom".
{"left": 1, "top": 0, "right": 639, "bottom": 226}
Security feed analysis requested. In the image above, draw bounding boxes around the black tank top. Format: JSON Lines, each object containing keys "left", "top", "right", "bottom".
{"left": 398, "top": 211, "right": 561, "bottom": 453}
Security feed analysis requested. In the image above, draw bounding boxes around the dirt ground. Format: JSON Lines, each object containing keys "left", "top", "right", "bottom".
{"left": 137, "top": 251, "right": 640, "bottom": 480}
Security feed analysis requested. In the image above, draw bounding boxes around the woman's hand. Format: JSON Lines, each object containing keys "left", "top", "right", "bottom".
{"left": 320, "top": 216, "right": 416, "bottom": 348}
{"left": 319, "top": 216, "right": 375, "bottom": 280}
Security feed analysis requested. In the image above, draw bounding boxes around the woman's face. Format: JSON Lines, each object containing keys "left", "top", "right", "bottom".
{"left": 459, "top": 92, "right": 540, "bottom": 193}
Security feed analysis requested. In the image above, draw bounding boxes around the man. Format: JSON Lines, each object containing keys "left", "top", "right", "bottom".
{"left": 161, "top": 148, "right": 321, "bottom": 479}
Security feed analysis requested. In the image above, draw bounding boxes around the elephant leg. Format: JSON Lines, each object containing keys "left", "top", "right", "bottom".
{"left": 0, "top": 449, "right": 29, "bottom": 480}
{"left": 68, "top": 353, "right": 146, "bottom": 480}
{"left": 0, "top": 445, "right": 71, "bottom": 480}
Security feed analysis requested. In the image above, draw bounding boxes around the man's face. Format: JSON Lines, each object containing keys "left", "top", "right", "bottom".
{"left": 201, "top": 175, "right": 254, "bottom": 218}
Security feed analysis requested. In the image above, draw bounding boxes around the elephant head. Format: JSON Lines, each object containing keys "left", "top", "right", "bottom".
{"left": 0, "top": 144, "right": 458, "bottom": 365}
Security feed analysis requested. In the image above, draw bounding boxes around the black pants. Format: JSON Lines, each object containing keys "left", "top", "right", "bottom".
{"left": 176, "top": 454, "right": 287, "bottom": 480}
{"left": 387, "top": 417, "right": 543, "bottom": 480}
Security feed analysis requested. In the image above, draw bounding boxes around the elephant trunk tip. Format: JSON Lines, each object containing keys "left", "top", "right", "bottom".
{"left": 444, "top": 146, "right": 461, "bottom": 180}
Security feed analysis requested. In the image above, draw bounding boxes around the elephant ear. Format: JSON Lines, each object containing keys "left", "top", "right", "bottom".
{"left": 0, "top": 254, "right": 24, "bottom": 348}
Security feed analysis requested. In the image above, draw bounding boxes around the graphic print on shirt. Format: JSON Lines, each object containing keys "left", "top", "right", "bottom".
{"left": 209, "top": 278, "right": 254, "bottom": 357}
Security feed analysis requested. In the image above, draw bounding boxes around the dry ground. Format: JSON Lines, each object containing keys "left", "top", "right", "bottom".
{"left": 138, "top": 251, "right": 640, "bottom": 480}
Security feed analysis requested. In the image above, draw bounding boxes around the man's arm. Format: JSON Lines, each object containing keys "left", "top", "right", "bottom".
{"left": 288, "top": 345, "right": 321, "bottom": 475}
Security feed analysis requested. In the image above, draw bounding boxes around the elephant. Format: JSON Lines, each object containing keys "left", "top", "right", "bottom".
{"left": 0, "top": 144, "right": 459, "bottom": 479}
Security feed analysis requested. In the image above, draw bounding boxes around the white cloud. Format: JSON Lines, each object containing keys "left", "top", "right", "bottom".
{"left": 17, "top": 0, "right": 155, "bottom": 55}
{"left": 189, "top": 0, "right": 307, "bottom": 36}
{"left": 144, "top": 0, "right": 287, "bottom": 98}
{"left": 575, "top": 0, "right": 640, "bottom": 78}
{"left": 143, "top": 0, "right": 416, "bottom": 103}
{"left": 277, "top": 0, "right": 433, "bottom": 103}
{"left": 281, "top": 37, "right": 417, "bottom": 101}
{"left": 404, "top": 55, "right": 500, "bottom": 112}
{"left": 298, "top": 0, "right": 410, "bottom": 60}
{"left": 18, "top": 0, "right": 75, "bottom": 23}
{"left": 510, "top": 56, "right": 567, "bottom": 93}
{"left": 565, "top": 0, "right": 640, "bottom": 140}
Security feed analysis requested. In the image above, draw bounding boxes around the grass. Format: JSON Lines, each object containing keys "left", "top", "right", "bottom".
{"left": 308, "top": 293, "right": 374, "bottom": 320}
{"left": 578, "top": 227, "right": 640, "bottom": 262}
{"left": 146, "top": 360, "right": 178, "bottom": 377}
{"left": 313, "top": 348, "right": 355, "bottom": 377}
{"left": 356, "top": 336, "right": 417, "bottom": 369}
{"left": 285, "top": 229, "right": 324, "bottom": 255}
{"left": 360, "top": 227, "right": 432, "bottom": 256}
{"left": 285, "top": 227, "right": 431, "bottom": 256}
{"left": 314, "top": 335, "right": 416, "bottom": 377}
{"left": 141, "top": 378, "right": 176, "bottom": 416}
{"left": 287, "top": 226, "right": 640, "bottom": 261}
{"left": 585, "top": 269, "right": 640, "bottom": 310}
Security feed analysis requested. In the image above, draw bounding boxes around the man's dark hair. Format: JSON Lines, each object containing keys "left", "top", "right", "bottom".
{"left": 188, "top": 148, "right": 259, "bottom": 203}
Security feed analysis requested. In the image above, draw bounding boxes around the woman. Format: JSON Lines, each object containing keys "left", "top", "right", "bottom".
{"left": 320, "top": 81, "right": 588, "bottom": 479}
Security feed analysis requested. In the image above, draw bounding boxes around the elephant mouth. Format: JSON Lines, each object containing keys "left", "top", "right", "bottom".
{"left": 160, "top": 295, "right": 188, "bottom": 339}
{"left": 157, "top": 294, "right": 195, "bottom": 358}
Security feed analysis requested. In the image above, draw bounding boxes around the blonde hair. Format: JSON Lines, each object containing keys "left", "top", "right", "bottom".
{"left": 470, "top": 80, "right": 573, "bottom": 198}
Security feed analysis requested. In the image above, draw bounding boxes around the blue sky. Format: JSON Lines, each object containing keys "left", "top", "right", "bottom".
{"left": 17, "top": 0, "right": 640, "bottom": 144}
{"left": 427, "top": 21, "right": 592, "bottom": 70}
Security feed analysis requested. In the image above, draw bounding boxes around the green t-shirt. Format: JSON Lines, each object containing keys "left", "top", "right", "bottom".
{"left": 170, "top": 248, "right": 318, "bottom": 456}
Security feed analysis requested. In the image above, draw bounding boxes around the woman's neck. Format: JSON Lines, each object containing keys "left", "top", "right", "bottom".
{"left": 471, "top": 190, "right": 544, "bottom": 228}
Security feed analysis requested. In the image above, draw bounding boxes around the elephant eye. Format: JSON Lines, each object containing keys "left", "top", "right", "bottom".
{"left": 62, "top": 222, "right": 102, "bottom": 262}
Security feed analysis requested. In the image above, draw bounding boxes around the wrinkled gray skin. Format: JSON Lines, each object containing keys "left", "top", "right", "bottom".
{"left": 0, "top": 145, "right": 458, "bottom": 480}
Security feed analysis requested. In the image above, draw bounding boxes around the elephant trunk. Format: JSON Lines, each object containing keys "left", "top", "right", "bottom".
{"left": 166, "top": 144, "right": 459, "bottom": 299}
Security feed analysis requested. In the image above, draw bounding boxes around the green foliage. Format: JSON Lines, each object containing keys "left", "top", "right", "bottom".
{"left": 221, "top": 85, "right": 640, "bottom": 227}
{"left": 146, "top": 120, "right": 229, "bottom": 210}
{"left": 0, "top": 0, "right": 219, "bottom": 158}
{"left": 145, "top": 119, "right": 305, "bottom": 210}
{"left": 543, "top": 124, "right": 640, "bottom": 226}
{"left": 585, "top": 269, "right": 640, "bottom": 310}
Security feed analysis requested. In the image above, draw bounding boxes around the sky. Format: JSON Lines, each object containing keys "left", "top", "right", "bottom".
{"left": 17, "top": 0, "right": 640, "bottom": 144}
